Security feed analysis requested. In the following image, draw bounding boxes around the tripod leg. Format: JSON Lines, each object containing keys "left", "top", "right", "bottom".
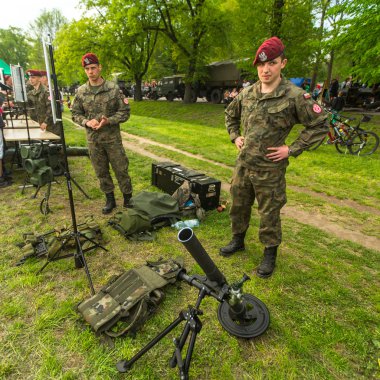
{"left": 170, "top": 287, "right": 206, "bottom": 368}
{"left": 169, "top": 321, "right": 191, "bottom": 368}
{"left": 40, "top": 183, "right": 52, "bottom": 215}
{"left": 32, "top": 185, "right": 41, "bottom": 199}
{"left": 21, "top": 173, "right": 30, "bottom": 195}
{"left": 70, "top": 176, "right": 91, "bottom": 199}
{"left": 184, "top": 317, "right": 202, "bottom": 376}
{"left": 116, "top": 314, "right": 185, "bottom": 373}
{"left": 72, "top": 234, "right": 95, "bottom": 295}
{"left": 79, "top": 233, "right": 108, "bottom": 253}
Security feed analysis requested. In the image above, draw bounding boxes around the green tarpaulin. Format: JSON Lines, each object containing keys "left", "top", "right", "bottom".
{"left": 0, "top": 59, "right": 11, "bottom": 75}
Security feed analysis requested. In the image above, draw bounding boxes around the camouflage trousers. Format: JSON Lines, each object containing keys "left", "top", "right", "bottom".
{"left": 229, "top": 165, "right": 287, "bottom": 247}
{"left": 88, "top": 136, "right": 132, "bottom": 195}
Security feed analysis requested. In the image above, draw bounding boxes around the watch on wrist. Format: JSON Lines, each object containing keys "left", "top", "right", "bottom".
{"left": 288, "top": 147, "right": 293, "bottom": 157}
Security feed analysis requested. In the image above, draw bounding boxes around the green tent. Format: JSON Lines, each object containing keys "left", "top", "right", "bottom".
{"left": 0, "top": 59, "right": 11, "bottom": 75}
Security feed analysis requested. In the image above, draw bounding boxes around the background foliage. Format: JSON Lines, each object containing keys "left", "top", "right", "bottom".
{"left": 1, "top": 0, "right": 379, "bottom": 93}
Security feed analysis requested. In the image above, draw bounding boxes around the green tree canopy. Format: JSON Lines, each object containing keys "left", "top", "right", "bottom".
{"left": 0, "top": 27, "right": 30, "bottom": 68}
{"left": 28, "top": 9, "right": 68, "bottom": 69}
{"left": 335, "top": 0, "right": 380, "bottom": 85}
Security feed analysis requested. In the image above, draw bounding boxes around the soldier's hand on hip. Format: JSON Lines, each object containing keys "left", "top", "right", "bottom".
{"left": 235, "top": 136, "right": 245, "bottom": 150}
{"left": 40, "top": 122, "right": 47, "bottom": 131}
{"left": 266, "top": 145, "right": 289, "bottom": 162}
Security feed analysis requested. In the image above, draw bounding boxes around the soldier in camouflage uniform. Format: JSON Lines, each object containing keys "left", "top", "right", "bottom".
{"left": 71, "top": 53, "right": 132, "bottom": 214}
{"left": 220, "top": 37, "right": 328, "bottom": 278}
{"left": 26, "top": 70, "right": 61, "bottom": 137}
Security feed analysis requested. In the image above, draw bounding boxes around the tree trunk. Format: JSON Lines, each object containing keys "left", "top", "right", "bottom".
{"left": 271, "top": 0, "right": 285, "bottom": 37}
{"left": 183, "top": 83, "right": 193, "bottom": 103}
{"left": 134, "top": 77, "right": 143, "bottom": 101}
{"left": 183, "top": 59, "right": 197, "bottom": 104}
{"left": 326, "top": 48, "right": 334, "bottom": 84}
{"left": 310, "top": 0, "right": 330, "bottom": 91}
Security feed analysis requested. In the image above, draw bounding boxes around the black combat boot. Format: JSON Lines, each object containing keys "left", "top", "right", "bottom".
{"left": 256, "top": 246, "right": 278, "bottom": 278}
{"left": 219, "top": 232, "right": 246, "bottom": 257}
{"left": 123, "top": 193, "right": 133, "bottom": 208}
{"left": 102, "top": 192, "right": 116, "bottom": 214}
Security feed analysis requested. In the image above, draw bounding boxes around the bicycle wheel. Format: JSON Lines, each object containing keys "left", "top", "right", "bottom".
{"left": 334, "top": 134, "right": 351, "bottom": 154}
{"left": 306, "top": 136, "right": 326, "bottom": 151}
{"left": 349, "top": 131, "right": 380, "bottom": 156}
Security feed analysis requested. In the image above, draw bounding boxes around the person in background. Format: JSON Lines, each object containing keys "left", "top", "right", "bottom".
{"left": 329, "top": 78, "right": 339, "bottom": 100}
{"left": 331, "top": 91, "right": 345, "bottom": 112}
{"left": 40, "top": 71, "right": 49, "bottom": 87}
{"left": 0, "top": 99, "right": 12, "bottom": 188}
{"left": 26, "top": 70, "right": 61, "bottom": 137}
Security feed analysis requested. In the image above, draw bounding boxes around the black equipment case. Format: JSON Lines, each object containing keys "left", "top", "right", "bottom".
{"left": 151, "top": 162, "right": 221, "bottom": 210}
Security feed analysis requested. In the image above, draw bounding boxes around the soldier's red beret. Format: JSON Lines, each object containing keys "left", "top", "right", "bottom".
{"left": 26, "top": 69, "right": 42, "bottom": 77}
{"left": 82, "top": 53, "right": 99, "bottom": 67}
{"left": 253, "top": 37, "right": 285, "bottom": 65}
{"left": 40, "top": 70, "right": 47, "bottom": 76}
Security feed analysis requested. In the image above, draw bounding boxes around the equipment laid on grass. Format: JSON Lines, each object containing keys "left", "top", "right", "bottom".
{"left": 108, "top": 191, "right": 181, "bottom": 241}
{"left": 20, "top": 141, "right": 89, "bottom": 215}
{"left": 77, "top": 258, "right": 184, "bottom": 338}
{"left": 15, "top": 216, "right": 103, "bottom": 267}
{"left": 151, "top": 162, "right": 221, "bottom": 210}
{"left": 116, "top": 228, "right": 270, "bottom": 379}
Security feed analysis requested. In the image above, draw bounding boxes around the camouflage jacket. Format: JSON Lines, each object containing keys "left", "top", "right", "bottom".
{"left": 27, "top": 84, "right": 53, "bottom": 126}
{"left": 71, "top": 80, "right": 130, "bottom": 142}
{"left": 225, "top": 77, "right": 328, "bottom": 170}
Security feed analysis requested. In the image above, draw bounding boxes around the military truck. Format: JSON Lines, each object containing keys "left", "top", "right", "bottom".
{"left": 150, "top": 75, "right": 186, "bottom": 101}
{"left": 151, "top": 60, "right": 247, "bottom": 104}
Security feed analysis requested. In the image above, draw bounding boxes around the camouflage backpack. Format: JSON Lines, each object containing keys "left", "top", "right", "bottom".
{"left": 77, "top": 257, "right": 184, "bottom": 338}
{"left": 172, "top": 180, "right": 206, "bottom": 221}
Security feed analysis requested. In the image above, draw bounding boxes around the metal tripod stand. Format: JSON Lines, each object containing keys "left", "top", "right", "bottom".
{"left": 117, "top": 277, "right": 210, "bottom": 380}
{"left": 39, "top": 35, "right": 99, "bottom": 295}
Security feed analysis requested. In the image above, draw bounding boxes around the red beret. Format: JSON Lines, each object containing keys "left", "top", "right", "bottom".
{"left": 39, "top": 70, "right": 47, "bottom": 76}
{"left": 253, "top": 37, "right": 285, "bottom": 65}
{"left": 82, "top": 53, "right": 99, "bottom": 67}
{"left": 26, "top": 69, "right": 42, "bottom": 77}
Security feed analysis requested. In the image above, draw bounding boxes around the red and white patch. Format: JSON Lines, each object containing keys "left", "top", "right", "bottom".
{"left": 123, "top": 98, "right": 129, "bottom": 105}
{"left": 303, "top": 93, "right": 311, "bottom": 99}
{"left": 312, "top": 103, "right": 322, "bottom": 114}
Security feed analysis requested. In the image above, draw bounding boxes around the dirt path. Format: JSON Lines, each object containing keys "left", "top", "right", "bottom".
{"left": 122, "top": 132, "right": 380, "bottom": 215}
{"left": 121, "top": 132, "right": 380, "bottom": 252}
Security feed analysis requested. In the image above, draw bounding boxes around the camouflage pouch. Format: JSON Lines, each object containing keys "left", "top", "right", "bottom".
{"left": 77, "top": 257, "right": 184, "bottom": 338}
{"left": 172, "top": 180, "right": 206, "bottom": 221}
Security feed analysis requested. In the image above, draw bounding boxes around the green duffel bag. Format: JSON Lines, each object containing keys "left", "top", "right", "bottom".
{"left": 108, "top": 191, "right": 181, "bottom": 241}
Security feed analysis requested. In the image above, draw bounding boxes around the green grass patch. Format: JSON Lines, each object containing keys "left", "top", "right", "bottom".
{"left": 0, "top": 104, "right": 378, "bottom": 379}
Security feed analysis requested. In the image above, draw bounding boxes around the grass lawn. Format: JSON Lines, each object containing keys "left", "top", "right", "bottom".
{"left": 0, "top": 100, "right": 379, "bottom": 379}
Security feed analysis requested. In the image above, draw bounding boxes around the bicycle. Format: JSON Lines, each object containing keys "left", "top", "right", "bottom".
{"left": 308, "top": 109, "right": 379, "bottom": 156}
